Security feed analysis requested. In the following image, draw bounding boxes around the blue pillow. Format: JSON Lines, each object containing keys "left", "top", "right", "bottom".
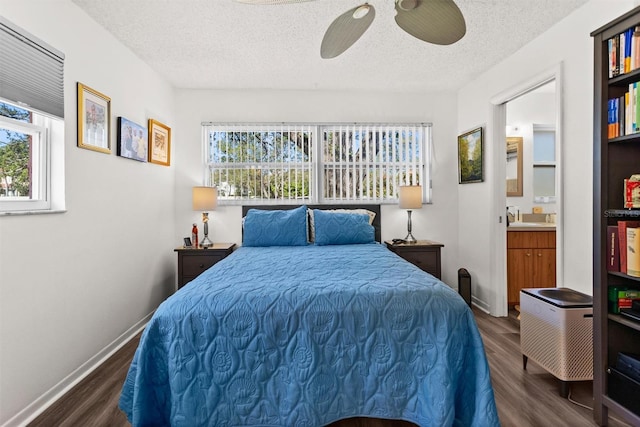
{"left": 313, "top": 209, "right": 375, "bottom": 246}
{"left": 243, "top": 205, "right": 308, "bottom": 247}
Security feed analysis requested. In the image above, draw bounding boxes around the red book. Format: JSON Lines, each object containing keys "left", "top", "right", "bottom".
{"left": 618, "top": 221, "right": 640, "bottom": 274}
{"left": 625, "top": 178, "right": 640, "bottom": 208}
{"left": 608, "top": 225, "right": 620, "bottom": 272}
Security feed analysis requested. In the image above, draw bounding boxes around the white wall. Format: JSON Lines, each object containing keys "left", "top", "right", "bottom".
{"left": 457, "top": 0, "right": 638, "bottom": 314}
{"left": 173, "top": 89, "right": 461, "bottom": 285}
{"left": 4, "top": 0, "right": 636, "bottom": 423}
{"left": 0, "top": 1, "right": 176, "bottom": 425}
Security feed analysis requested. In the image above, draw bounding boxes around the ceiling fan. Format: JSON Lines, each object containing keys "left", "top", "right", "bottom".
{"left": 233, "top": 0, "right": 466, "bottom": 59}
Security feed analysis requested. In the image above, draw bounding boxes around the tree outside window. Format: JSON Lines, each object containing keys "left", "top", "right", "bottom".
{"left": 0, "top": 102, "right": 32, "bottom": 198}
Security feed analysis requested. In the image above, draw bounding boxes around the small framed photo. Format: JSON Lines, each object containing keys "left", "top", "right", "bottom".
{"left": 183, "top": 237, "right": 193, "bottom": 248}
{"left": 77, "top": 82, "right": 111, "bottom": 154}
{"left": 148, "top": 119, "right": 171, "bottom": 166}
{"left": 458, "top": 127, "right": 484, "bottom": 184}
{"left": 117, "top": 117, "right": 148, "bottom": 162}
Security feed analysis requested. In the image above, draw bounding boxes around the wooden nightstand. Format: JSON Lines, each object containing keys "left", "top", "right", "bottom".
{"left": 385, "top": 240, "right": 444, "bottom": 279}
{"left": 174, "top": 243, "right": 236, "bottom": 289}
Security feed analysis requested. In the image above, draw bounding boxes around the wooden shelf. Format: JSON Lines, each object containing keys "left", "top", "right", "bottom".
{"left": 608, "top": 271, "right": 640, "bottom": 281}
{"left": 608, "top": 313, "right": 640, "bottom": 332}
{"left": 602, "top": 395, "right": 640, "bottom": 426}
{"left": 609, "top": 68, "right": 640, "bottom": 86}
{"left": 609, "top": 133, "right": 640, "bottom": 144}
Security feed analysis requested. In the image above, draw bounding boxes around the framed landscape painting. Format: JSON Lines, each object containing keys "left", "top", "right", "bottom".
{"left": 458, "top": 127, "right": 484, "bottom": 184}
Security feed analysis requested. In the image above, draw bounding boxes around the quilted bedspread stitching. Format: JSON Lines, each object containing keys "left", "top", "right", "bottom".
{"left": 120, "top": 243, "right": 499, "bottom": 427}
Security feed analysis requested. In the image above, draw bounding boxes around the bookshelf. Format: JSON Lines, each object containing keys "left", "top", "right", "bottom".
{"left": 593, "top": 6, "right": 640, "bottom": 426}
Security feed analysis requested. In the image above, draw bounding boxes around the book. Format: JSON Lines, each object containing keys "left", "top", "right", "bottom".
{"left": 629, "top": 27, "right": 639, "bottom": 71}
{"left": 625, "top": 175, "right": 640, "bottom": 208}
{"left": 609, "top": 99, "right": 614, "bottom": 138}
{"left": 636, "top": 81, "right": 640, "bottom": 131}
{"left": 626, "top": 90, "right": 631, "bottom": 135}
{"left": 616, "top": 94, "right": 629, "bottom": 136}
{"left": 631, "top": 25, "right": 640, "bottom": 70}
{"left": 608, "top": 225, "right": 620, "bottom": 272}
{"left": 609, "top": 38, "right": 615, "bottom": 78}
{"left": 633, "top": 82, "right": 638, "bottom": 132}
{"left": 618, "top": 221, "right": 640, "bottom": 274}
{"left": 621, "top": 31, "right": 626, "bottom": 75}
{"left": 614, "top": 96, "right": 620, "bottom": 137}
{"left": 608, "top": 287, "right": 640, "bottom": 313}
{"left": 615, "top": 34, "right": 620, "bottom": 76}
{"left": 624, "top": 83, "right": 636, "bottom": 135}
{"left": 627, "top": 27, "right": 632, "bottom": 71}
{"left": 628, "top": 227, "right": 640, "bottom": 277}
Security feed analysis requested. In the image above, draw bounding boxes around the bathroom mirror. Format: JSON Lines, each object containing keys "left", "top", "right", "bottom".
{"left": 506, "top": 137, "right": 523, "bottom": 197}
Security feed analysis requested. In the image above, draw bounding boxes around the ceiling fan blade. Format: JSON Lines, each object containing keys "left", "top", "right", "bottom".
{"left": 394, "top": 0, "right": 466, "bottom": 45}
{"left": 233, "top": 0, "right": 315, "bottom": 4}
{"left": 321, "top": 3, "right": 375, "bottom": 59}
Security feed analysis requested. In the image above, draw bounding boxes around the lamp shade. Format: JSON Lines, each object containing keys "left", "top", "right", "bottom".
{"left": 192, "top": 186, "right": 218, "bottom": 211}
{"left": 398, "top": 185, "right": 422, "bottom": 209}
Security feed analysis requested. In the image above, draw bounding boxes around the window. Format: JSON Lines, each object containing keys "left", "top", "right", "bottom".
{"left": 0, "top": 101, "right": 56, "bottom": 212}
{"left": 0, "top": 17, "right": 65, "bottom": 213}
{"left": 203, "top": 123, "right": 431, "bottom": 204}
{"left": 532, "top": 126, "right": 556, "bottom": 203}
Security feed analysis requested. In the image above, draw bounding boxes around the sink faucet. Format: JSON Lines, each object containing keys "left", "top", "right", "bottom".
{"left": 506, "top": 206, "right": 518, "bottom": 226}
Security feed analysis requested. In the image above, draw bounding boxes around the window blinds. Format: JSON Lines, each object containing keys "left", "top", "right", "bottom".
{"left": 204, "top": 122, "right": 430, "bottom": 204}
{"left": 205, "top": 123, "right": 314, "bottom": 203}
{"left": 320, "top": 123, "right": 429, "bottom": 203}
{"left": 0, "top": 17, "right": 65, "bottom": 118}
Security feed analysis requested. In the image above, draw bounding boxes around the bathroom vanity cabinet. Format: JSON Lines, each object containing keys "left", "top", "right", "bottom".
{"left": 507, "top": 229, "right": 556, "bottom": 306}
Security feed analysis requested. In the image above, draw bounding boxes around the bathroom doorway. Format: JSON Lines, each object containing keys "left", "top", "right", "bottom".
{"left": 505, "top": 81, "right": 559, "bottom": 314}
{"left": 490, "top": 66, "right": 563, "bottom": 317}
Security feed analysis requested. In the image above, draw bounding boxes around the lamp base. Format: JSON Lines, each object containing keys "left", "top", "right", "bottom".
{"left": 201, "top": 214, "right": 213, "bottom": 248}
{"left": 404, "top": 233, "right": 418, "bottom": 244}
{"left": 201, "top": 235, "right": 213, "bottom": 248}
{"left": 404, "top": 209, "right": 418, "bottom": 244}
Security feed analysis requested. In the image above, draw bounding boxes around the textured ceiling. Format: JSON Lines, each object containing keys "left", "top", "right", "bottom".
{"left": 71, "top": 0, "right": 589, "bottom": 93}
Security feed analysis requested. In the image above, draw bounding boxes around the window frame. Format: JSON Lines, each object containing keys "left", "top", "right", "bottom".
{"left": 0, "top": 16, "right": 65, "bottom": 215}
{"left": 0, "top": 101, "right": 55, "bottom": 213}
{"left": 532, "top": 125, "right": 556, "bottom": 203}
{"left": 203, "top": 122, "right": 432, "bottom": 205}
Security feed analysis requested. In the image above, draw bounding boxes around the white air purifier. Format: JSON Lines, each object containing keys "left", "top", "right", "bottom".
{"left": 520, "top": 287, "right": 593, "bottom": 397}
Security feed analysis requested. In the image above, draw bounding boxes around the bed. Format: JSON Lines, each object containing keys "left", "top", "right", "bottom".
{"left": 119, "top": 205, "right": 499, "bottom": 426}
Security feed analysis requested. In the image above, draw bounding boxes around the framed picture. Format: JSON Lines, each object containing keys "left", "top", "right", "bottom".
{"left": 458, "top": 127, "right": 484, "bottom": 184}
{"left": 148, "top": 119, "right": 171, "bottom": 166}
{"left": 117, "top": 117, "right": 148, "bottom": 162}
{"left": 77, "top": 82, "right": 111, "bottom": 154}
{"left": 506, "top": 136, "right": 523, "bottom": 197}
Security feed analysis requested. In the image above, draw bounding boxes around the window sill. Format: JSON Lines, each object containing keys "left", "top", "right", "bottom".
{"left": 0, "top": 209, "right": 67, "bottom": 217}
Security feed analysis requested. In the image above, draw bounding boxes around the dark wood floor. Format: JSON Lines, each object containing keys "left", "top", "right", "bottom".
{"left": 28, "top": 308, "right": 630, "bottom": 427}
{"left": 477, "top": 309, "right": 629, "bottom": 427}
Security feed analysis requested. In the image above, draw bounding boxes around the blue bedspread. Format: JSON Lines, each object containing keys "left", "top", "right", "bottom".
{"left": 120, "top": 243, "right": 499, "bottom": 426}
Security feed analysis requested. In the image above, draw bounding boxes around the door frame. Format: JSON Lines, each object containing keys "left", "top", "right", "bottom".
{"left": 489, "top": 63, "right": 564, "bottom": 316}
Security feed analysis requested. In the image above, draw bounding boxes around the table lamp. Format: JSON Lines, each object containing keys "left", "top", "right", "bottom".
{"left": 192, "top": 186, "right": 217, "bottom": 248}
{"left": 399, "top": 185, "right": 422, "bottom": 244}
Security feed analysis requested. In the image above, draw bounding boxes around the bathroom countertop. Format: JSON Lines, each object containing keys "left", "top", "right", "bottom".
{"left": 507, "top": 223, "right": 556, "bottom": 231}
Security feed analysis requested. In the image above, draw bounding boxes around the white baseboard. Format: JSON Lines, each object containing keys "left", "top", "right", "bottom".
{"left": 471, "top": 295, "right": 492, "bottom": 314}
{"left": 1, "top": 312, "right": 153, "bottom": 427}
